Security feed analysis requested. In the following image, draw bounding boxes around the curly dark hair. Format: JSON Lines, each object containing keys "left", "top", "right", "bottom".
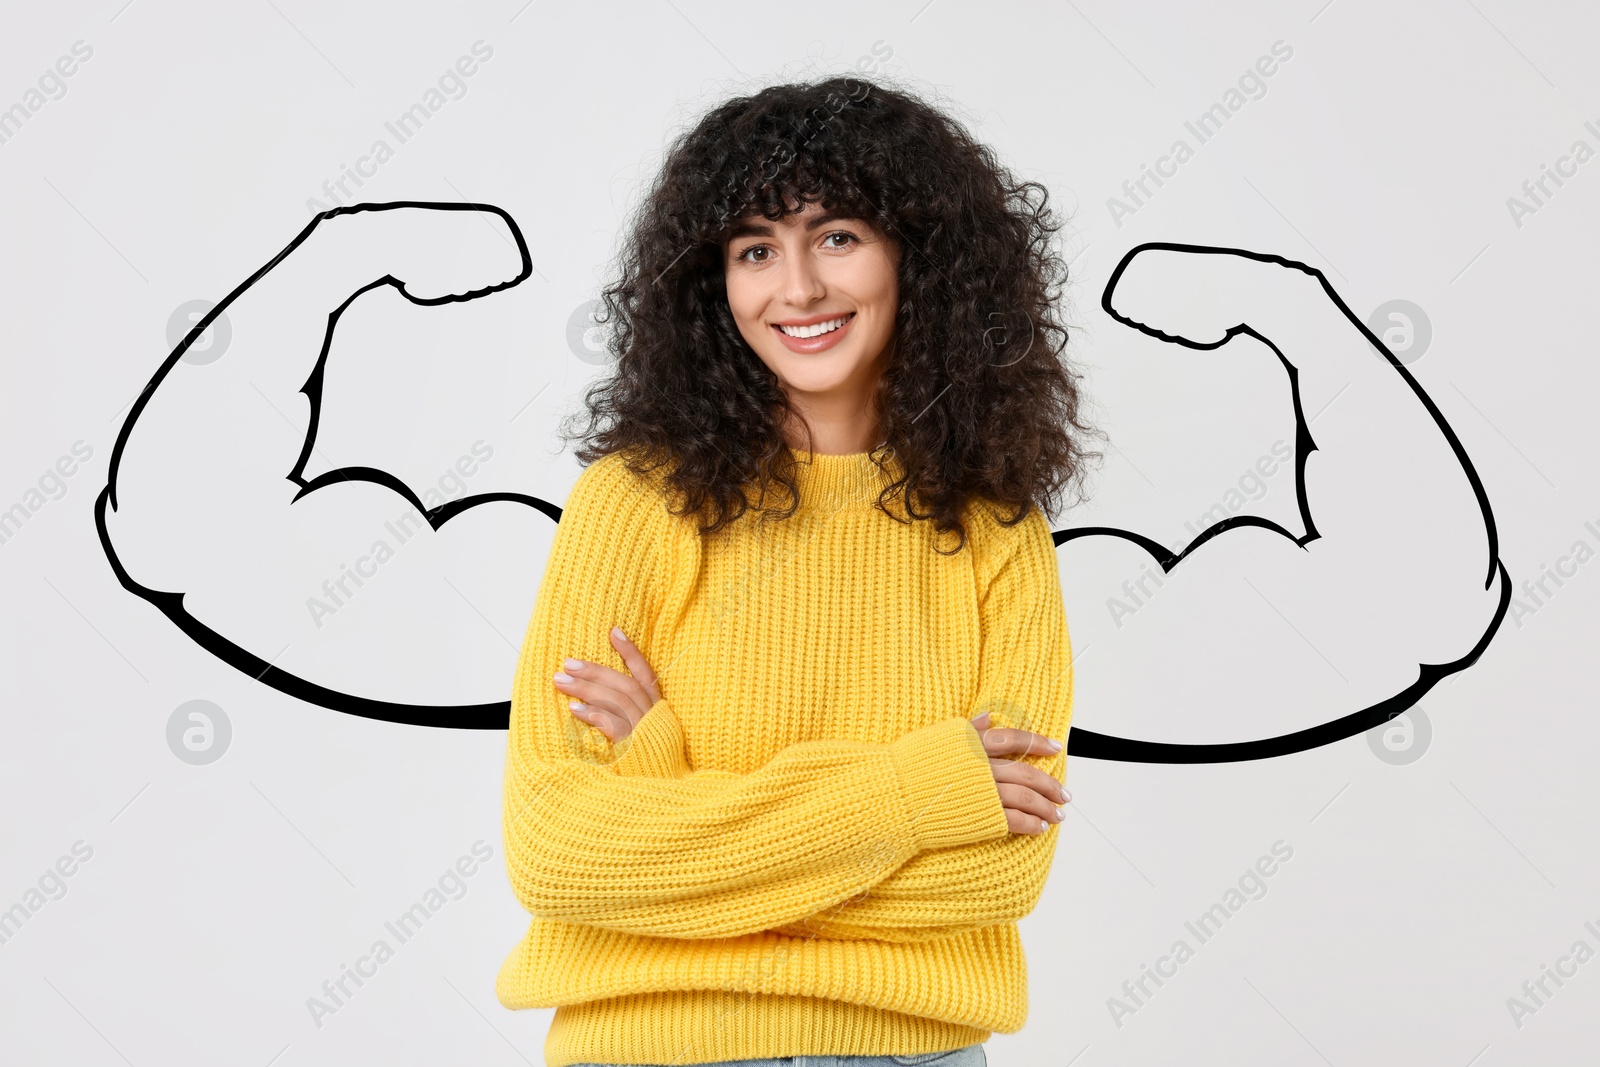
{"left": 557, "top": 73, "right": 1103, "bottom": 553}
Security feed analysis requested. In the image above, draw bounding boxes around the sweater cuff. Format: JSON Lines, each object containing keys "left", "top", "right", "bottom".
{"left": 610, "top": 698, "right": 690, "bottom": 778}
{"left": 889, "top": 717, "right": 1011, "bottom": 852}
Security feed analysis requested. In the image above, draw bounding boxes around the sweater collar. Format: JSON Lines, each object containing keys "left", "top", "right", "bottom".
{"left": 780, "top": 445, "right": 904, "bottom": 511}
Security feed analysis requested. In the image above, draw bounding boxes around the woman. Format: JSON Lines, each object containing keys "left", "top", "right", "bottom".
{"left": 498, "top": 74, "right": 1100, "bottom": 1067}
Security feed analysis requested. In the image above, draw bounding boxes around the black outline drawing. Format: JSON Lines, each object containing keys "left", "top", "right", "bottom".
{"left": 97, "top": 203, "right": 539, "bottom": 730}
{"left": 1064, "top": 244, "right": 1508, "bottom": 763}
{"left": 95, "top": 204, "right": 1509, "bottom": 762}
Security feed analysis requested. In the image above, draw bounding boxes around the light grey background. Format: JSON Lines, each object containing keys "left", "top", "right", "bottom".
{"left": 2, "top": 1, "right": 1597, "bottom": 1064}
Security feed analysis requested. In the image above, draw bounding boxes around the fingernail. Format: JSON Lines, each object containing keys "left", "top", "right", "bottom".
{"left": 1054, "top": 805, "right": 1066, "bottom": 821}
{"left": 563, "top": 657, "right": 584, "bottom": 671}
{"left": 1038, "top": 818, "right": 1050, "bottom": 833}
{"left": 612, "top": 626, "right": 626, "bottom": 641}
{"left": 1060, "top": 787, "right": 1072, "bottom": 803}
{"left": 554, "top": 672, "right": 574, "bottom": 684}
{"left": 569, "top": 701, "right": 586, "bottom": 712}
{"left": 1046, "top": 738, "right": 1063, "bottom": 752}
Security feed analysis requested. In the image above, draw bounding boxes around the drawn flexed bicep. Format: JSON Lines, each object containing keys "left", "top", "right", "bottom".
{"left": 98, "top": 203, "right": 555, "bottom": 726}
{"left": 1059, "top": 244, "right": 1508, "bottom": 762}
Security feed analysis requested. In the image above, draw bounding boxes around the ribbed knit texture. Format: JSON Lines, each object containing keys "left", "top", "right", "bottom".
{"left": 498, "top": 446, "right": 1074, "bottom": 1066}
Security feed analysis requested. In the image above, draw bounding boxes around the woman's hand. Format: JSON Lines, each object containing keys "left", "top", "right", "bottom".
{"left": 554, "top": 627, "right": 663, "bottom": 742}
{"left": 971, "top": 710, "right": 1071, "bottom": 836}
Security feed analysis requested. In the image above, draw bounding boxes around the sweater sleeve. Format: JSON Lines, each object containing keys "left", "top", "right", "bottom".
{"left": 765, "top": 505, "right": 1074, "bottom": 942}
{"left": 501, "top": 453, "right": 1012, "bottom": 941}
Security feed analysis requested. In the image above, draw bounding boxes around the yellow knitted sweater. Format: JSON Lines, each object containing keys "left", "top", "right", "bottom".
{"left": 497, "top": 446, "right": 1074, "bottom": 1066}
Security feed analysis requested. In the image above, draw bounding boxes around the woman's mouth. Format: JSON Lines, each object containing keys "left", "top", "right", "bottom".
{"left": 772, "top": 312, "right": 856, "bottom": 353}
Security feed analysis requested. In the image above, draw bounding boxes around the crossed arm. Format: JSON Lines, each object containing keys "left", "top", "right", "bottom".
{"left": 502, "top": 455, "right": 1071, "bottom": 943}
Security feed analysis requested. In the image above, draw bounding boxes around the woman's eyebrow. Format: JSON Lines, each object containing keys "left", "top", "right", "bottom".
{"left": 725, "top": 210, "right": 861, "bottom": 242}
{"left": 803, "top": 210, "right": 861, "bottom": 231}
{"left": 725, "top": 219, "right": 772, "bottom": 241}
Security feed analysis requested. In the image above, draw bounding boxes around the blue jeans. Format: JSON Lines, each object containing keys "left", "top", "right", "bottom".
{"left": 570, "top": 1045, "right": 986, "bottom": 1066}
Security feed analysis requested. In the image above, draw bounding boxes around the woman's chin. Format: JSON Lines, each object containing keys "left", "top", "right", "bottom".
{"left": 777, "top": 375, "right": 855, "bottom": 401}
{"left": 769, "top": 356, "right": 866, "bottom": 394}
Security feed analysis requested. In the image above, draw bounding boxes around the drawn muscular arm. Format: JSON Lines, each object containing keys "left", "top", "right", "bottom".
{"left": 1061, "top": 245, "right": 1507, "bottom": 760}
{"left": 98, "top": 204, "right": 545, "bottom": 723}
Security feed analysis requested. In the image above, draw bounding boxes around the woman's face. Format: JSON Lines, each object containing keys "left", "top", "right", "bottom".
{"left": 722, "top": 200, "right": 900, "bottom": 427}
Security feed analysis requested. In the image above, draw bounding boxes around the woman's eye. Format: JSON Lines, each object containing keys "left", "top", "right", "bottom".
{"left": 737, "top": 246, "right": 768, "bottom": 263}
{"left": 825, "top": 232, "right": 858, "bottom": 248}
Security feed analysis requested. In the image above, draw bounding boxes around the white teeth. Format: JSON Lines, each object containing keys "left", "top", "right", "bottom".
{"left": 778, "top": 314, "right": 850, "bottom": 338}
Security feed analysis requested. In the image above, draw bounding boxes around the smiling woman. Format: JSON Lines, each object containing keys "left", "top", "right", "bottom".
{"left": 555, "top": 74, "right": 1099, "bottom": 542}
{"left": 722, "top": 201, "right": 901, "bottom": 454}
{"left": 500, "top": 73, "right": 1098, "bottom": 1067}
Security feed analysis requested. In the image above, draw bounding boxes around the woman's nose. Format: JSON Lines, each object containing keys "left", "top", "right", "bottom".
{"left": 782, "top": 254, "right": 826, "bottom": 305}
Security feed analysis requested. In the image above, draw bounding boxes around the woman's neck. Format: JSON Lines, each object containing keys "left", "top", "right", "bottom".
{"left": 780, "top": 419, "right": 884, "bottom": 457}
